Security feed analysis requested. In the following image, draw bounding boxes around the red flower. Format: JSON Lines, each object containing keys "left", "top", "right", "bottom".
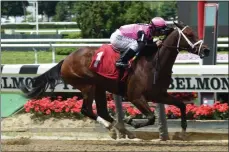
{"left": 150, "top": 107, "right": 155, "bottom": 112}
{"left": 46, "top": 109, "right": 51, "bottom": 115}
{"left": 65, "top": 108, "right": 70, "bottom": 113}
{"left": 34, "top": 106, "right": 40, "bottom": 112}
{"left": 71, "top": 108, "right": 81, "bottom": 113}
{"left": 23, "top": 95, "right": 228, "bottom": 120}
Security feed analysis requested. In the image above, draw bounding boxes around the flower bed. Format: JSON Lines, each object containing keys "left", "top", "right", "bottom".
{"left": 24, "top": 95, "right": 229, "bottom": 120}
{"left": 106, "top": 92, "right": 198, "bottom": 103}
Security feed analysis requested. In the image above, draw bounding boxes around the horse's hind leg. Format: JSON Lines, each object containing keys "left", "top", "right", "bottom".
{"left": 127, "top": 95, "right": 155, "bottom": 128}
{"left": 94, "top": 89, "right": 136, "bottom": 139}
{"left": 94, "top": 87, "right": 114, "bottom": 123}
{"left": 112, "top": 94, "right": 136, "bottom": 139}
{"left": 94, "top": 88, "right": 116, "bottom": 139}
{"left": 80, "top": 85, "right": 97, "bottom": 120}
{"left": 80, "top": 85, "right": 111, "bottom": 129}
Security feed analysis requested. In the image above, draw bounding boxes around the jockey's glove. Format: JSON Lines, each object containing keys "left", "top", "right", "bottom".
{"left": 137, "top": 30, "right": 146, "bottom": 42}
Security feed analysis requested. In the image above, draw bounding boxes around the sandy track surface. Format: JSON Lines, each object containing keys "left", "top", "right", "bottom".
{"left": 1, "top": 113, "right": 228, "bottom": 151}
{"left": 2, "top": 139, "right": 228, "bottom": 152}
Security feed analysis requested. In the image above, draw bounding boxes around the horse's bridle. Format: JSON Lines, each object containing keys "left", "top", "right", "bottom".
{"left": 162, "top": 26, "right": 203, "bottom": 55}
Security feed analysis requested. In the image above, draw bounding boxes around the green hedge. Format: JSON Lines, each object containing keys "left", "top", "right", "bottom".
{"left": 55, "top": 32, "right": 82, "bottom": 55}
{"left": 62, "top": 32, "right": 82, "bottom": 39}
{"left": 55, "top": 47, "right": 77, "bottom": 55}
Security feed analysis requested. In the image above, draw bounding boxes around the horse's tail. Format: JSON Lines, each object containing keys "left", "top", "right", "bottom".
{"left": 20, "top": 60, "right": 64, "bottom": 98}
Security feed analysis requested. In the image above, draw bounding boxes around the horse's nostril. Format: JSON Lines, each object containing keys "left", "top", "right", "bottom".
{"left": 204, "top": 48, "right": 210, "bottom": 56}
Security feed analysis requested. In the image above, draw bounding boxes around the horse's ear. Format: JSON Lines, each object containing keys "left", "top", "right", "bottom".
{"left": 173, "top": 20, "right": 179, "bottom": 27}
{"left": 178, "top": 20, "right": 185, "bottom": 26}
{"left": 173, "top": 20, "right": 183, "bottom": 29}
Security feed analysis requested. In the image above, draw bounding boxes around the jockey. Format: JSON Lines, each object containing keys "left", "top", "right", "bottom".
{"left": 110, "top": 17, "right": 168, "bottom": 68}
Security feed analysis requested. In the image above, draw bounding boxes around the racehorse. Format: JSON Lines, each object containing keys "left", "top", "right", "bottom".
{"left": 20, "top": 21, "right": 210, "bottom": 139}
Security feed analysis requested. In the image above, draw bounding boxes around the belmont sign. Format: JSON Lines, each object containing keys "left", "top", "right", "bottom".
{"left": 1, "top": 75, "right": 228, "bottom": 92}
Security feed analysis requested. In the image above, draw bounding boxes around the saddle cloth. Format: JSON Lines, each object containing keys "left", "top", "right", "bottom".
{"left": 89, "top": 44, "right": 131, "bottom": 81}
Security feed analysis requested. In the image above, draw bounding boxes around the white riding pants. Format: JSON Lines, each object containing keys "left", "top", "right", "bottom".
{"left": 110, "top": 29, "right": 139, "bottom": 53}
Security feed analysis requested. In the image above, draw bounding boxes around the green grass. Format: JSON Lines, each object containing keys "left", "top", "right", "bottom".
{"left": 1, "top": 50, "right": 228, "bottom": 64}
{"left": 1, "top": 51, "right": 67, "bottom": 64}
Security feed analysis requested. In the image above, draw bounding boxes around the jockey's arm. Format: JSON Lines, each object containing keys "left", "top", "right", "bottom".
{"left": 145, "top": 38, "right": 159, "bottom": 49}
{"left": 137, "top": 30, "right": 146, "bottom": 42}
{"left": 137, "top": 30, "right": 161, "bottom": 49}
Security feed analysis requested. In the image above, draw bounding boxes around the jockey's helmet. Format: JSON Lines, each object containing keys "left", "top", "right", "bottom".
{"left": 150, "top": 17, "right": 167, "bottom": 30}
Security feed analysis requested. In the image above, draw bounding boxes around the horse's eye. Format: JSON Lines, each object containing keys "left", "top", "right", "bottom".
{"left": 187, "top": 34, "right": 194, "bottom": 38}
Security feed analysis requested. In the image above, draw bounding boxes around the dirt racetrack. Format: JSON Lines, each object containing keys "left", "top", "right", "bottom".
{"left": 1, "top": 139, "right": 228, "bottom": 152}
{"left": 1, "top": 113, "right": 228, "bottom": 151}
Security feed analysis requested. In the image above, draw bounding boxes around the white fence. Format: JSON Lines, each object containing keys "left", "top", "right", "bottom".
{"left": 1, "top": 37, "right": 228, "bottom": 44}
{"left": 1, "top": 38, "right": 228, "bottom": 64}
{"left": 1, "top": 64, "right": 227, "bottom": 75}
{"left": 1, "top": 21, "right": 175, "bottom": 34}
{"left": 0, "top": 21, "right": 174, "bottom": 26}
{"left": 1, "top": 22, "right": 78, "bottom": 25}
{"left": 6, "top": 29, "right": 82, "bottom": 35}
{"left": 1, "top": 64, "right": 228, "bottom": 93}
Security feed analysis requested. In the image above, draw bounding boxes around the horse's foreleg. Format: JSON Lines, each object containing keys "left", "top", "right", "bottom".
{"left": 155, "top": 103, "right": 169, "bottom": 141}
{"left": 113, "top": 94, "right": 125, "bottom": 139}
{"left": 156, "top": 93, "right": 187, "bottom": 140}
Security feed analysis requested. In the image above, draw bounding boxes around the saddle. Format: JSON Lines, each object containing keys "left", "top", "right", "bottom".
{"left": 89, "top": 44, "right": 133, "bottom": 81}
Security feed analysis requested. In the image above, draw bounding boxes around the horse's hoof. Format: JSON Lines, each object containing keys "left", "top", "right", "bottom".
{"left": 151, "top": 118, "right": 155, "bottom": 125}
{"left": 124, "top": 116, "right": 133, "bottom": 124}
{"left": 159, "top": 136, "right": 170, "bottom": 141}
{"left": 118, "top": 132, "right": 126, "bottom": 139}
{"left": 172, "top": 132, "right": 187, "bottom": 141}
{"left": 127, "top": 133, "right": 136, "bottom": 139}
{"left": 133, "top": 123, "right": 141, "bottom": 129}
{"left": 109, "top": 128, "right": 117, "bottom": 140}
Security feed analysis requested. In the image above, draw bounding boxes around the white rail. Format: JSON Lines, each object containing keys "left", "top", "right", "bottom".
{"left": 1, "top": 64, "right": 228, "bottom": 93}
{"left": 1, "top": 44, "right": 102, "bottom": 47}
{"left": 1, "top": 43, "right": 228, "bottom": 48}
{"left": 0, "top": 21, "right": 175, "bottom": 26}
{"left": 1, "top": 38, "right": 228, "bottom": 43}
{"left": 12, "top": 29, "right": 82, "bottom": 34}
{"left": 1, "top": 39, "right": 109, "bottom": 43}
{"left": 1, "top": 22, "right": 78, "bottom": 25}
{"left": 1, "top": 64, "right": 228, "bottom": 75}
{"left": 1, "top": 39, "right": 228, "bottom": 64}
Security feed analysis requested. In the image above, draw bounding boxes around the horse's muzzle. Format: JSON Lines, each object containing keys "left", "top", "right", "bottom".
{"left": 200, "top": 48, "right": 210, "bottom": 59}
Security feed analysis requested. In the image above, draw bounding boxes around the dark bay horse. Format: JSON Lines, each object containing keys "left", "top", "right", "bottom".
{"left": 20, "top": 21, "right": 210, "bottom": 139}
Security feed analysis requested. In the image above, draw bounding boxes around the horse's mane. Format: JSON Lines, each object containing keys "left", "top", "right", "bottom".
{"left": 135, "top": 26, "right": 175, "bottom": 60}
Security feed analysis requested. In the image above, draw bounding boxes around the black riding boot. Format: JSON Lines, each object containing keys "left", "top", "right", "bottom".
{"left": 116, "top": 48, "right": 136, "bottom": 68}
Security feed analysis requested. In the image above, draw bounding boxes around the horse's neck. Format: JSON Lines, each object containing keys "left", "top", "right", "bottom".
{"left": 156, "top": 32, "right": 179, "bottom": 72}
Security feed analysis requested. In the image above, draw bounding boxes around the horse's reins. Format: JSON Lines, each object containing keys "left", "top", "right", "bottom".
{"left": 153, "top": 26, "right": 204, "bottom": 84}
{"left": 153, "top": 47, "right": 160, "bottom": 84}
{"left": 162, "top": 26, "right": 204, "bottom": 55}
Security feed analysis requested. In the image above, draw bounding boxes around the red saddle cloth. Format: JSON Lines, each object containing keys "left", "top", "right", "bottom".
{"left": 89, "top": 44, "right": 130, "bottom": 81}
